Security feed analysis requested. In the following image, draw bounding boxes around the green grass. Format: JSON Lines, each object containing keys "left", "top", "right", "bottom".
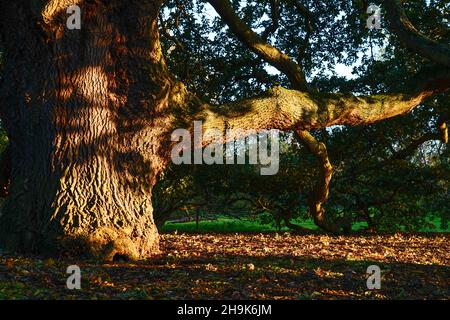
{"left": 161, "top": 216, "right": 449, "bottom": 234}
{"left": 161, "top": 218, "right": 276, "bottom": 233}
{"left": 419, "top": 216, "right": 449, "bottom": 232}
{"left": 161, "top": 217, "right": 369, "bottom": 234}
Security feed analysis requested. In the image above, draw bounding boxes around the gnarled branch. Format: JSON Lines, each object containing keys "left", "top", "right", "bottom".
{"left": 196, "top": 68, "right": 449, "bottom": 135}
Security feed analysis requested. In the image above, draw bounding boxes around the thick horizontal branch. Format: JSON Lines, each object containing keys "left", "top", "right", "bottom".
{"left": 194, "top": 68, "right": 450, "bottom": 134}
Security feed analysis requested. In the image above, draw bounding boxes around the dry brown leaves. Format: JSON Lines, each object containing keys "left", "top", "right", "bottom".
{"left": 0, "top": 233, "right": 448, "bottom": 300}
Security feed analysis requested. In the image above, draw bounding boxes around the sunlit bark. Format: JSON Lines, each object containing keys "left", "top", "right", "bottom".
{"left": 0, "top": 0, "right": 174, "bottom": 260}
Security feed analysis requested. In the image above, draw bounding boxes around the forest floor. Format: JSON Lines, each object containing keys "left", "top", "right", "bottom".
{"left": 0, "top": 233, "right": 448, "bottom": 300}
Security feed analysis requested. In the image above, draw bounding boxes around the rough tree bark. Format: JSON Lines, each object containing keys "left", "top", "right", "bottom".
{"left": 0, "top": 0, "right": 184, "bottom": 260}
{"left": 0, "top": 0, "right": 448, "bottom": 259}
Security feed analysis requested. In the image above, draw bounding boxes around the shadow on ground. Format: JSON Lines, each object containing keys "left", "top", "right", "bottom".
{"left": 0, "top": 233, "right": 448, "bottom": 299}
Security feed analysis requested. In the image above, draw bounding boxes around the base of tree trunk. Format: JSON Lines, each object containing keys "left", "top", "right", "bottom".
{"left": 0, "top": 200, "right": 160, "bottom": 261}
{"left": 0, "top": 224, "right": 160, "bottom": 262}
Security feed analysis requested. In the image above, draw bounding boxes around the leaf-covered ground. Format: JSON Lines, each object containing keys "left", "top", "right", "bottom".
{"left": 0, "top": 233, "right": 448, "bottom": 300}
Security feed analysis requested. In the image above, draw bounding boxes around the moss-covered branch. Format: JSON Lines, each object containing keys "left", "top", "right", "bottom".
{"left": 193, "top": 69, "right": 449, "bottom": 135}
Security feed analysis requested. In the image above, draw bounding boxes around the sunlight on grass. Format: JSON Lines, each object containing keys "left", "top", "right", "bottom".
{"left": 161, "top": 217, "right": 448, "bottom": 234}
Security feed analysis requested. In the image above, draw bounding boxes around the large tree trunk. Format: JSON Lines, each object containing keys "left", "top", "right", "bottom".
{"left": 0, "top": 0, "right": 175, "bottom": 260}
